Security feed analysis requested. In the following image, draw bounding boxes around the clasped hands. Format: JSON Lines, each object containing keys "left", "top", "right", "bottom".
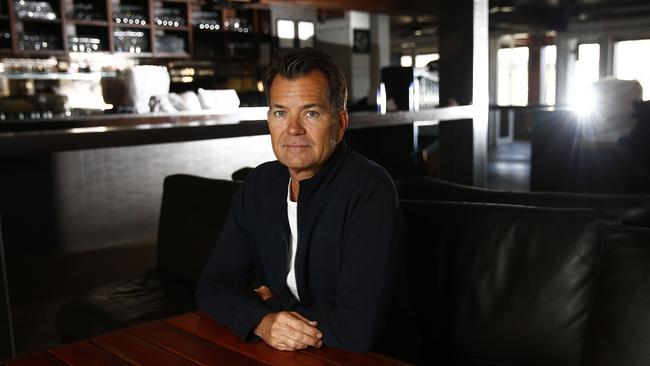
{"left": 253, "top": 285, "right": 323, "bottom": 351}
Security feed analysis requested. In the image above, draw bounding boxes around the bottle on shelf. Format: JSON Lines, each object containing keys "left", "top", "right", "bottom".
{"left": 192, "top": 11, "right": 220, "bottom": 31}
{"left": 154, "top": 8, "right": 184, "bottom": 28}
{"left": 13, "top": 0, "right": 57, "bottom": 20}
{"left": 113, "top": 29, "right": 148, "bottom": 53}
{"left": 17, "top": 32, "right": 59, "bottom": 51}
{"left": 112, "top": 4, "right": 146, "bottom": 26}
{"left": 68, "top": 36, "right": 101, "bottom": 52}
{"left": 70, "top": 2, "right": 104, "bottom": 21}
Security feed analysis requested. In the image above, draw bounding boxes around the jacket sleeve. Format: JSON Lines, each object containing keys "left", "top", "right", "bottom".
{"left": 294, "top": 177, "right": 402, "bottom": 352}
{"left": 195, "top": 186, "right": 272, "bottom": 341}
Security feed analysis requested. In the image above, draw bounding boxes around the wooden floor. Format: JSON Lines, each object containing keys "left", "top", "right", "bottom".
{"left": 487, "top": 140, "right": 531, "bottom": 191}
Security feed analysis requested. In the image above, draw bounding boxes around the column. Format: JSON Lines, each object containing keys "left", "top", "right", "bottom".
{"left": 438, "top": 0, "right": 489, "bottom": 186}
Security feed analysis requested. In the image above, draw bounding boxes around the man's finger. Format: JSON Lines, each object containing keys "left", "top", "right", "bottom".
{"left": 281, "top": 314, "right": 322, "bottom": 339}
{"left": 291, "top": 311, "right": 318, "bottom": 326}
{"left": 277, "top": 334, "right": 309, "bottom": 350}
{"left": 282, "top": 325, "right": 321, "bottom": 347}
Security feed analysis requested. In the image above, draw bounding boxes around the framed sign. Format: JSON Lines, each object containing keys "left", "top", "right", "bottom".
{"left": 353, "top": 29, "right": 370, "bottom": 53}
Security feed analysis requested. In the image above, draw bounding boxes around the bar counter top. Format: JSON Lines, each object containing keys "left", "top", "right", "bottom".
{"left": 0, "top": 106, "right": 477, "bottom": 156}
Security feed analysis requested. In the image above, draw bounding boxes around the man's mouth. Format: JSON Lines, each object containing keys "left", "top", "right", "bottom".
{"left": 284, "top": 143, "right": 310, "bottom": 149}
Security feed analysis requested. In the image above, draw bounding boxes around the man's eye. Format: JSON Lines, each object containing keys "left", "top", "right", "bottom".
{"left": 273, "top": 111, "right": 286, "bottom": 118}
{"left": 305, "top": 110, "right": 320, "bottom": 118}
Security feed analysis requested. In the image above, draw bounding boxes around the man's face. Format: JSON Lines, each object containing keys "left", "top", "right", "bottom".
{"left": 267, "top": 70, "right": 348, "bottom": 180}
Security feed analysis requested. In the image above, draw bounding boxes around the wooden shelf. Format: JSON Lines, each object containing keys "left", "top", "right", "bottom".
{"left": 13, "top": 49, "right": 66, "bottom": 56}
{"left": 114, "top": 51, "right": 153, "bottom": 57}
{"left": 17, "top": 17, "right": 61, "bottom": 24}
{"left": 193, "top": 27, "right": 223, "bottom": 33}
{"left": 154, "top": 24, "right": 188, "bottom": 31}
{"left": 3, "top": 4, "right": 271, "bottom": 62}
{"left": 154, "top": 51, "right": 190, "bottom": 58}
{"left": 112, "top": 22, "right": 150, "bottom": 29}
{"left": 68, "top": 19, "right": 109, "bottom": 27}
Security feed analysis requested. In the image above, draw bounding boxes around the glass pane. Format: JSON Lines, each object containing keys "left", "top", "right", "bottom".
{"left": 615, "top": 39, "right": 650, "bottom": 101}
{"left": 298, "top": 21, "right": 314, "bottom": 47}
{"left": 400, "top": 55, "right": 413, "bottom": 67}
{"left": 277, "top": 19, "right": 295, "bottom": 39}
{"left": 497, "top": 46, "right": 529, "bottom": 106}
{"left": 541, "top": 45, "right": 557, "bottom": 105}
{"left": 297, "top": 21, "right": 314, "bottom": 41}
{"left": 570, "top": 43, "right": 599, "bottom": 108}
{"left": 414, "top": 53, "right": 439, "bottom": 68}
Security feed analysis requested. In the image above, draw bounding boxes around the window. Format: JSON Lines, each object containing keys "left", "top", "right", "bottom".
{"left": 298, "top": 21, "right": 314, "bottom": 47}
{"left": 541, "top": 45, "right": 556, "bottom": 105}
{"left": 614, "top": 39, "right": 650, "bottom": 100}
{"left": 414, "top": 53, "right": 439, "bottom": 68}
{"left": 400, "top": 55, "right": 413, "bottom": 67}
{"left": 570, "top": 43, "right": 599, "bottom": 108}
{"left": 497, "top": 46, "right": 529, "bottom": 106}
{"left": 277, "top": 19, "right": 295, "bottom": 48}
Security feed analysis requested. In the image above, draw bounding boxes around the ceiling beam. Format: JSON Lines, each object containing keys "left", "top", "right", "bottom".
{"left": 259, "top": 0, "right": 432, "bottom": 15}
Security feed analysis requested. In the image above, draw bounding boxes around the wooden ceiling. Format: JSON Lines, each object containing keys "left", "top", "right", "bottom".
{"left": 259, "top": 0, "right": 434, "bottom": 15}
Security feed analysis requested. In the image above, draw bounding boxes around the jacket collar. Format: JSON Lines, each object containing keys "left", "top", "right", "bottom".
{"left": 271, "top": 140, "right": 350, "bottom": 209}
{"left": 296, "top": 141, "right": 349, "bottom": 203}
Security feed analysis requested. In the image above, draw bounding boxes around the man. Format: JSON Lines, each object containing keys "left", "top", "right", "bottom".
{"left": 196, "top": 48, "right": 405, "bottom": 355}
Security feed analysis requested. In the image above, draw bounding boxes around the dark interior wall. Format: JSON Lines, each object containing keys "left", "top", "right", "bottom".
{"left": 344, "top": 124, "right": 417, "bottom": 179}
{"left": 0, "top": 136, "right": 275, "bottom": 255}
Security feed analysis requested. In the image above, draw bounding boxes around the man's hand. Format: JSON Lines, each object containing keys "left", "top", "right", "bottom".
{"left": 254, "top": 311, "right": 323, "bottom": 351}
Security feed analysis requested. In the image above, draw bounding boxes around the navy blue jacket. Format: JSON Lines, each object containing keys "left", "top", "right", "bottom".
{"left": 196, "top": 142, "right": 403, "bottom": 353}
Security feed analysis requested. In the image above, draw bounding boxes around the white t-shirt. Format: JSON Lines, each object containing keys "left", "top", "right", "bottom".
{"left": 286, "top": 179, "right": 300, "bottom": 300}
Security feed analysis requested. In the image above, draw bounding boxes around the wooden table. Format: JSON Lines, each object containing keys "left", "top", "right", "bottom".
{"left": 3, "top": 312, "right": 410, "bottom": 365}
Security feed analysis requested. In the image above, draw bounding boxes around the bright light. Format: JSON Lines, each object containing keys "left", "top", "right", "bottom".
{"left": 298, "top": 21, "right": 314, "bottom": 47}
{"left": 400, "top": 55, "right": 413, "bottom": 67}
{"left": 377, "top": 83, "right": 386, "bottom": 115}
{"left": 569, "top": 43, "right": 599, "bottom": 108}
{"left": 415, "top": 53, "right": 439, "bottom": 68}
{"left": 541, "top": 45, "right": 556, "bottom": 105}
{"left": 277, "top": 20, "right": 295, "bottom": 39}
{"left": 573, "top": 88, "right": 597, "bottom": 119}
{"left": 298, "top": 21, "right": 314, "bottom": 41}
{"left": 615, "top": 39, "right": 650, "bottom": 100}
{"left": 497, "top": 46, "right": 529, "bottom": 106}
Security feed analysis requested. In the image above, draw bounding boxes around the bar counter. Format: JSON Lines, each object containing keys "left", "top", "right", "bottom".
{"left": 0, "top": 106, "right": 476, "bottom": 156}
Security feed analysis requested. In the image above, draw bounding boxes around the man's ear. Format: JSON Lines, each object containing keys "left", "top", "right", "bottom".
{"left": 336, "top": 109, "right": 348, "bottom": 141}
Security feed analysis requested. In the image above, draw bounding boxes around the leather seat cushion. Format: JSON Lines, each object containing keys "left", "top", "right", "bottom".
{"left": 399, "top": 177, "right": 650, "bottom": 225}
{"left": 401, "top": 200, "right": 602, "bottom": 366}
{"left": 55, "top": 270, "right": 195, "bottom": 341}
{"left": 581, "top": 226, "right": 650, "bottom": 366}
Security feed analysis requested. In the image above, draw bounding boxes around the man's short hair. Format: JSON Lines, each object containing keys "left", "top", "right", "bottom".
{"left": 264, "top": 47, "right": 348, "bottom": 113}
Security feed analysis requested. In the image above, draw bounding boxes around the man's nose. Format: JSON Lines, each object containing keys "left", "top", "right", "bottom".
{"left": 287, "top": 115, "right": 306, "bottom": 135}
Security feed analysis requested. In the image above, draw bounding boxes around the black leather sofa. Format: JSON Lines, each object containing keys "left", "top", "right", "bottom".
{"left": 400, "top": 200, "right": 650, "bottom": 365}
{"left": 56, "top": 175, "right": 650, "bottom": 366}
{"left": 398, "top": 176, "right": 650, "bottom": 227}
{"left": 56, "top": 174, "right": 241, "bottom": 341}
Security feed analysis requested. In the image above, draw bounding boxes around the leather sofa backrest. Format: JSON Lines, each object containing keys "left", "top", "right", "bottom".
{"left": 157, "top": 174, "right": 241, "bottom": 285}
{"left": 581, "top": 226, "right": 650, "bottom": 366}
{"left": 401, "top": 200, "right": 603, "bottom": 366}
{"left": 399, "top": 177, "right": 650, "bottom": 226}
